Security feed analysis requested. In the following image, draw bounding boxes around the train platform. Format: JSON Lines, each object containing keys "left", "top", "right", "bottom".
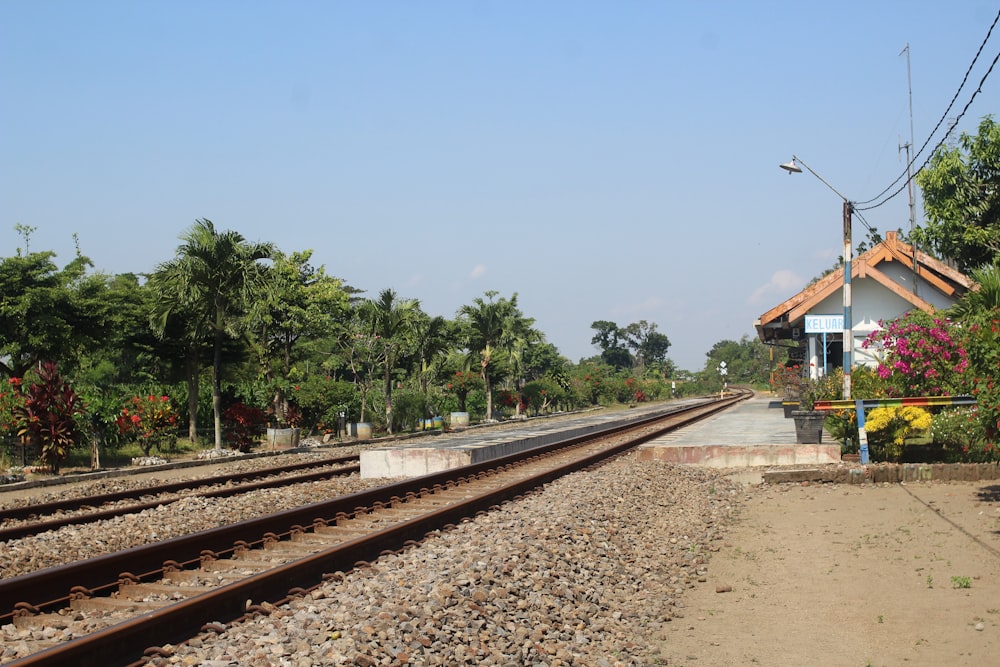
{"left": 359, "top": 401, "right": 681, "bottom": 479}
{"left": 360, "top": 395, "right": 841, "bottom": 479}
{"left": 635, "top": 394, "right": 840, "bottom": 467}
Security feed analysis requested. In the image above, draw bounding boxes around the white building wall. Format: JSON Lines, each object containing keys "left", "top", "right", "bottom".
{"left": 806, "top": 273, "right": 960, "bottom": 375}
{"left": 879, "top": 263, "right": 957, "bottom": 311}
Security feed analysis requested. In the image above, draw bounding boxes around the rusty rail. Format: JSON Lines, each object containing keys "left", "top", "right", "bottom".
{"left": 0, "top": 459, "right": 359, "bottom": 541}
{"left": 0, "top": 454, "right": 359, "bottom": 522}
{"left": 2, "top": 392, "right": 747, "bottom": 667}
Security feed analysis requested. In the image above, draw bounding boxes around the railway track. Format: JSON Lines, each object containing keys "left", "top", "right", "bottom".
{"left": 0, "top": 455, "right": 361, "bottom": 541}
{"left": 0, "top": 391, "right": 748, "bottom": 666}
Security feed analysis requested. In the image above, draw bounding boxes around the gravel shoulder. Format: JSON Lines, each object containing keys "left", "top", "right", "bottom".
{"left": 658, "top": 479, "right": 1000, "bottom": 667}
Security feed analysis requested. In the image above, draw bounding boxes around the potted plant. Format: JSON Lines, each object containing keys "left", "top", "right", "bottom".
{"left": 776, "top": 363, "right": 802, "bottom": 418}
{"left": 790, "top": 376, "right": 829, "bottom": 444}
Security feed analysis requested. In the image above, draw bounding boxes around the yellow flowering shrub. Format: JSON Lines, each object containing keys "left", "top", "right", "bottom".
{"left": 864, "top": 406, "right": 933, "bottom": 461}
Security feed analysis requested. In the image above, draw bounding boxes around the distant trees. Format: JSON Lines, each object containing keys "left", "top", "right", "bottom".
{"left": 1, "top": 219, "right": 710, "bottom": 461}
{"left": 703, "top": 336, "right": 774, "bottom": 387}
{"left": 590, "top": 320, "right": 632, "bottom": 370}
{"left": 589, "top": 319, "right": 671, "bottom": 373}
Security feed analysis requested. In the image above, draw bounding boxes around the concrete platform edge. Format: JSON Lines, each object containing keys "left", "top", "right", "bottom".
{"left": 762, "top": 462, "right": 1000, "bottom": 485}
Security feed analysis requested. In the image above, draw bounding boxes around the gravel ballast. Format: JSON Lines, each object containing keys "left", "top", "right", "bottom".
{"left": 148, "top": 456, "right": 743, "bottom": 666}
{"left": 1, "top": 448, "right": 747, "bottom": 665}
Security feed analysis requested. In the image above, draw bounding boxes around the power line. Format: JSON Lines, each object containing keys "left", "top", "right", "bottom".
{"left": 857, "top": 47, "right": 1000, "bottom": 212}
{"left": 854, "top": 7, "right": 1000, "bottom": 211}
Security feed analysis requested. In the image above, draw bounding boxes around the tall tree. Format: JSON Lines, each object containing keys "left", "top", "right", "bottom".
{"left": 458, "top": 291, "right": 528, "bottom": 421}
{"left": 147, "top": 270, "right": 212, "bottom": 442}
{"left": 150, "top": 219, "right": 273, "bottom": 448}
{"left": 622, "top": 320, "right": 671, "bottom": 372}
{"left": 360, "top": 288, "right": 420, "bottom": 434}
{"left": 409, "top": 312, "right": 453, "bottom": 408}
{"left": 248, "top": 249, "right": 350, "bottom": 423}
{"left": 502, "top": 313, "right": 539, "bottom": 417}
{"left": 337, "top": 310, "right": 382, "bottom": 424}
{"left": 590, "top": 320, "right": 632, "bottom": 370}
{"left": 0, "top": 249, "right": 103, "bottom": 379}
{"left": 915, "top": 115, "right": 1000, "bottom": 271}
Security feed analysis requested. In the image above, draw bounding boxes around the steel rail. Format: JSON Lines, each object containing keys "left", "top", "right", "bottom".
{"left": 0, "top": 454, "right": 359, "bottom": 522}
{"left": 2, "top": 392, "right": 747, "bottom": 667}
{"left": 0, "top": 462, "right": 360, "bottom": 541}
{"left": 1, "top": 395, "right": 741, "bottom": 621}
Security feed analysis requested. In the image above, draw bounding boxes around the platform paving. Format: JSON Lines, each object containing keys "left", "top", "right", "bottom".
{"left": 635, "top": 394, "right": 841, "bottom": 467}
{"left": 361, "top": 396, "right": 842, "bottom": 479}
{"left": 359, "top": 401, "right": 689, "bottom": 479}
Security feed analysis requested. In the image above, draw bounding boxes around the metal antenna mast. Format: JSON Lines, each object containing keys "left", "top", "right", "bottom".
{"left": 900, "top": 43, "right": 918, "bottom": 295}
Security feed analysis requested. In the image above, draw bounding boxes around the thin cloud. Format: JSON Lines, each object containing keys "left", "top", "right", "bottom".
{"left": 749, "top": 269, "right": 804, "bottom": 305}
{"left": 469, "top": 264, "right": 487, "bottom": 279}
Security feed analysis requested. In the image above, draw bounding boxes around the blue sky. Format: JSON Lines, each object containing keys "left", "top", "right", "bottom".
{"left": 2, "top": 2, "right": 998, "bottom": 372}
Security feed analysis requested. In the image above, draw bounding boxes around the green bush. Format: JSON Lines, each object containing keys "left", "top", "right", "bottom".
{"left": 521, "top": 378, "right": 566, "bottom": 415}
{"left": 932, "top": 407, "right": 984, "bottom": 449}
{"left": 292, "top": 375, "right": 361, "bottom": 428}
{"left": 390, "top": 388, "right": 429, "bottom": 432}
{"left": 933, "top": 406, "right": 996, "bottom": 462}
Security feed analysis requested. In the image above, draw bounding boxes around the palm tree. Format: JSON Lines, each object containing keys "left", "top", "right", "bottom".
{"left": 360, "top": 288, "right": 419, "bottom": 434}
{"left": 458, "top": 291, "right": 526, "bottom": 421}
{"left": 503, "top": 318, "right": 539, "bottom": 418}
{"left": 151, "top": 219, "right": 273, "bottom": 448}
{"left": 949, "top": 264, "right": 1000, "bottom": 320}
{"left": 147, "top": 282, "right": 209, "bottom": 443}
{"left": 410, "top": 313, "right": 452, "bottom": 419}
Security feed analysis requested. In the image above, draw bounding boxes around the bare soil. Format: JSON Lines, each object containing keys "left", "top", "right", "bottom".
{"left": 656, "top": 479, "right": 1000, "bottom": 667}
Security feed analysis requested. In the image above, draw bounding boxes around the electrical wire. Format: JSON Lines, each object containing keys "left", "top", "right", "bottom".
{"left": 851, "top": 207, "right": 926, "bottom": 271}
{"left": 854, "top": 7, "right": 1000, "bottom": 212}
{"left": 857, "top": 47, "right": 1000, "bottom": 212}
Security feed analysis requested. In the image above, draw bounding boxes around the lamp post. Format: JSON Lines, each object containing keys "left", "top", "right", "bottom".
{"left": 779, "top": 156, "right": 854, "bottom": 400}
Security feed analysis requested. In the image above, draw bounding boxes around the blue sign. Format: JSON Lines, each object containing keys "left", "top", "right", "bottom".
{"left": 805, "top": 314, "right": 844, "bottom": 333}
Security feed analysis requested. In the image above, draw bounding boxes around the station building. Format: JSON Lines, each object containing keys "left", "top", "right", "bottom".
{"left": 754, "top": 231, "right": 972, "bottom": 379}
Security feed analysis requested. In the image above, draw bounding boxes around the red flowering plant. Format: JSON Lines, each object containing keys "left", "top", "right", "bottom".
{"left": 115, "top": 395, "right": 179, "bottom": 457}
{"left": 624, "top": 377, "right": 649, "bottom": 404}
{"left": 862, "top": 311, "right": 969, "bottom": 398}
{"left": 521, "top": 379, "right": 565, "bottom": 415}
{"left": 495, "top": 389, "right": 523, "bottom": 412}
{"left": 445, "top": 370, "right": 483, "bottom": 413}
{"left": 579, "top": 366, "right": 608, "bottom": 405}
{"left": 955, "top": 315, "right": 1000, "bottom": 450}
{"left": 222, "top": 402, "right": 267, "bottom": 452}
{"left": 774, "top": 364, "right": 804, "bottom": 401}
{"left": 15, "top": 362, "right": 85, "bottom": 475}
{"left": 283, "top": 402, "right": 304, "bottom": 428}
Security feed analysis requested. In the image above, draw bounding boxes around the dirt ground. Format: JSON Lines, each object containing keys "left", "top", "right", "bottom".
{"left": 656, "top": 478, "right": 1000, "bottom": 667}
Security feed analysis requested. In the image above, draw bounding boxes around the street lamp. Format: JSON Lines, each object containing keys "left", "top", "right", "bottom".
{"left": 779, "top": 156, "right": 854, "bottom": 400}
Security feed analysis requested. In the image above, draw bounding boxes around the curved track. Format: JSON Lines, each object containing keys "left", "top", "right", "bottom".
{"left": 1, "top": 392, "right": 749, "bottom": 666}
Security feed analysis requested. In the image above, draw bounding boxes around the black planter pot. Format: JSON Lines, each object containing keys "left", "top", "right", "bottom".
{"left": 792, "top": 410, "right": 825, "bottom": 444}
